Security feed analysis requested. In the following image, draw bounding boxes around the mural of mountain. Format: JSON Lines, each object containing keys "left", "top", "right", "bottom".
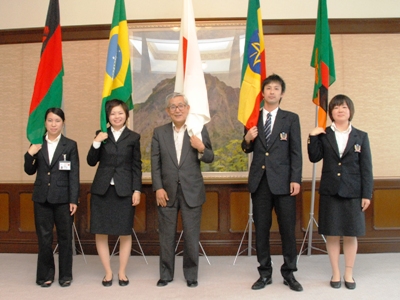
{"left": 132, "top": 73, "right": 248, "bottom": 172}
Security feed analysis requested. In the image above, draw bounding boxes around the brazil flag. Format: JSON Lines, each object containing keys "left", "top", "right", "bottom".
{"left": 100, "top": 0, "right": 133, "bottom": 132}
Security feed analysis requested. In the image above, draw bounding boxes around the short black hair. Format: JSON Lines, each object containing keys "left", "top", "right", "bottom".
{"left": 328, "top": 94, "right": 355, "bottom": 122}
{"left": 45, "top": 107, "right": 65, "bottom": 122}
{"left": 261, "top": 74, "right": 286, "bottom": 93}
{"left": 105, "top": 99, "right": 129, "bottom": 124}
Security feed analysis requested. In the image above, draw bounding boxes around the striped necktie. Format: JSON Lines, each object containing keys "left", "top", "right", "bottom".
{"left": 264, "top": 113, "right": 272, "bottom": 147}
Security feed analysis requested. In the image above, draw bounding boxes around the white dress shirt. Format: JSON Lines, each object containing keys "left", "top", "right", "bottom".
{"left": 263, "top": 107, "right": 279, "bottom": 132}
{"left": 173, "top": 123, "right": 186, "bottom": 165}
{"left": 331, "top": 122, "right": 352, "bottom": 157}
{"left": 45, "top": 133, "right": 61, "bottom": 164}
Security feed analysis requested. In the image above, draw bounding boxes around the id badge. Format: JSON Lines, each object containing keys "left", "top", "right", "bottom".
{"left": 59, "top": 161, "right": 71, "bottom": 170}
{"left": 59, "top": 154, "right": 71, "bottom": 171}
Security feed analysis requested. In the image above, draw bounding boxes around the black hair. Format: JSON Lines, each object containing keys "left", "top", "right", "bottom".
{"left": 328, "top": 94, "right": 355, "bottom": 122}
{"left": 261, "top": 74, "right": 286, "bottom": 93}
{"left": 105, "top": 99, "right": 129, "bottom": 124}
{"left": 45, "top": 107, "right": 65, "bottom": 122}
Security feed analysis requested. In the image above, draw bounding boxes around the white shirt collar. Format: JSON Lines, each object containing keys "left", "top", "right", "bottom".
{"left": 45, "top": 133, "right": 61, "bottom": 144}
{"left": 331, "top": 122, "right": 352, "bottom": 134}
{"left": 263, "top": 106, "right": 279, "bottom": 118}
{"left": 111, "top": 125, "right": 126, "bottom": 134}
{"left": 172, "top": 123, "right": 187, "bottom": 133}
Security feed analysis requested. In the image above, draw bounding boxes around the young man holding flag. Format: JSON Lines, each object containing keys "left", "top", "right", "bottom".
{"left": 242, "top": 74, "right": 303, "bottom": 292}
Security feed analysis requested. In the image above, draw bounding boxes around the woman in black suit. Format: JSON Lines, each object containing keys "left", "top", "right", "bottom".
{"left": 308, "top": 95, "right": 373, "bottom": 290}
{"left": 24, "top": 107, "right": 80, "bottom": 288}
{"left": 87, "top": 99, "right": 142, "bottom": 287}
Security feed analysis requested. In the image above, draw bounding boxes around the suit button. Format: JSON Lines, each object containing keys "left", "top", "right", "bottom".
{"left": 262, "top": 165, "right": 265, "bottom": 169}
{"left": 265, "top": 152, "right": 269, "bottom": 156}
{"left": 48, "top": 183, "right": 51, "bottom": 186}
{"left": 337, "top": 173, "right": 341, "bottom": 176}
{"left": 338, "top": 162, "right": 341, "bottom": 166}
{"left": 48, "top": 172, "right": 50, "bottom": 175}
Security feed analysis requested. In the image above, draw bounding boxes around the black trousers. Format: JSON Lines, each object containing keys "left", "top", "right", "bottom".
{"left": 157, "top": 184, "right": 202, "bottom": 281}
{"left": 34, "top": 201, "right": 73, "bottom": 284}
{"left": 251, "top": 173, "right": 298, "bottom": 279}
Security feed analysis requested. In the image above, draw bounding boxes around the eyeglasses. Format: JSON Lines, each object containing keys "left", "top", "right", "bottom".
{"left": 168, "top": 103, "right": 187, "bottom": 111}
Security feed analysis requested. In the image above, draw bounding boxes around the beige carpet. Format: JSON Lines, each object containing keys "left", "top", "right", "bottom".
{"left": 0, "top": 253, "right": 399, "bottom": 299}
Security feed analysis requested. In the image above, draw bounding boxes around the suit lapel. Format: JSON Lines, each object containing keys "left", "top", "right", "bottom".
{"left": 41, "top": 138, "right": 50, "bottom": 166}
{"left": 268, "top": 109, "right": 284, "bottom": 147}
{"left": 179, "top": 131, "right": 191, "bottom": 166}
{"left": 115, "top": 127, "right": 130, "bottom": 143}
{"left": 50, "top": 135, "right": 67, "bottom": 168}
{"left": 257, "top": 114, "right": 267, "bottom": 149}
{"left": 107, "top": 127, "right": 116, "bottom": 144}
{"left": 342, "top": 128, "right": 358, "bottom": 157}
{"left": 326, "top": 127, "right": 341, "bottom": 158}
{"left": 162, "top": 123, "right": 179, "bottom": 167}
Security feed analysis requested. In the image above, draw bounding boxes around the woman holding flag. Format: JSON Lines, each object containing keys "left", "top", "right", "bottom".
{"left": 308, "top": 94, "right": 373, "bottom": 289}
{"left": 87, "top": 99, "right": 142, "bottom": 287}
{"left": 24, "top": 107, "right": 80, "bottom": 288}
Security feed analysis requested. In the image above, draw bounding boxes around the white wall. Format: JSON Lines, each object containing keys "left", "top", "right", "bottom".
{"left": 1, "top": 0, "right": 399, "bottom": 30}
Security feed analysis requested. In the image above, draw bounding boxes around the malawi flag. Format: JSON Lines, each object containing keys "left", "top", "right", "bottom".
{"left": 100, "top": 0, "right": 133, "bottom": 132}
{"left": 237, "top": 0, "right": 266, "bottom": 130}
{"left": 311, "top": 0, "right": 336, "bottom": 128}
{"left": 174, "top": 0, "right": 210, "bottom": 139}
{"left": 27, "top": 0, "right": 63, "bottom": 144}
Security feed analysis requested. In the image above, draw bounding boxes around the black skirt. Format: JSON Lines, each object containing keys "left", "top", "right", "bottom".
{"left": 318, "top": 194, "right": 365, "bottom": 237}
{"left": 90, "top": 185, "right": 135, "bottom": 235}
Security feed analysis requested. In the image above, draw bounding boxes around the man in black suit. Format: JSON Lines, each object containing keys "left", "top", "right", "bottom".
{"left": 241, "top": 74, "right": 303, "bottom": 292}
{"left": 151, "top": 92, "right": 214, "bottom": 288}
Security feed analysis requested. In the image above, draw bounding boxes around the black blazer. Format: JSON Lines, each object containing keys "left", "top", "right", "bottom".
{"left": 307, "top": 126, "right": 373, "bottom": 199}
{"left": 241, "top": 108, "right": 302, "bottom": 195}
{"left": 151, "top": 123, "right": 214, "bottom": 208}
{"left": 24, "top": 135, "right": 80, "bottom": 205}
{"left": 87, "top": 127, "right": 142, "bottom": 197}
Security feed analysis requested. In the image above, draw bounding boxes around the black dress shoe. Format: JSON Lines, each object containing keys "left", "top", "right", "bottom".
{"left": 283, "top": 277, "right": 303, "bottom": 292}
{"left": 157, "top": 279, "right": 172, "bottom": 287}
{"left": 330, "top": 277, "right": 341, "bottom": 289}
{"left": 40, "top": 281, "right": 53, "bottom": 288}
{"left": 102, "top": 275, "right": 113, "bottom": 287}
{"left": 344, "top": 277, "right": 356, "bottom": 289}
{"left": 59, "top": 280, "right": 71, "bottom": 287}
{"left": 251, "top": 276, "right": 272, "bottom": 290}
{"left": 187, "top": 280, "right": 198, "bottom": 288}
{"left": 118, "top": 275, "right": 129, "bottom": 287}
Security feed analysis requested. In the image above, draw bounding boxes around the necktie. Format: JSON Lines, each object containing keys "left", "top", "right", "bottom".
{"left": 264, "top": 113, "right": 272, "bottom": 147}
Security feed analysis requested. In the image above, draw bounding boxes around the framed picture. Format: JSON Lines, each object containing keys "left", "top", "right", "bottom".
{"left": 129, "top": 20, "right": 249, "bottom": 182}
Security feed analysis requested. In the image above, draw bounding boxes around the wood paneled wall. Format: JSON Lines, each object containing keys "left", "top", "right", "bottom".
{"left": 1, "top": 180, "right": 400, "bottom": 255}
{"left": 1, "top": 19, "right": 400, "bottom": 255}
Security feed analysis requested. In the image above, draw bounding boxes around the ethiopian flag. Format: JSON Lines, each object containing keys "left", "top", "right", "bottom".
{"left": 27, "top": 0, "right": 63, "bottom": 144}
{"left": 311, "top": 0, "right": 336, "bottom": 128}
{"left": 237, "top": 0, "right": 266, "bottom": 130}
{"left": 100, "top": 0, "right": 133, "bottom": 132}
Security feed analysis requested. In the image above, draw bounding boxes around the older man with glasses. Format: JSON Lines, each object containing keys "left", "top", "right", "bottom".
{"left": 151, "top": 92, "right": 214, "bottom": 288}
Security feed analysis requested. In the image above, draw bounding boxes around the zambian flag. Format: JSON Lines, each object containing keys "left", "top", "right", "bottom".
{"left": 100, "top": 0, "right": 133, "bottom": 132}
{"left": 311, "top": 0, "right": 336, "bottom": 128}
{"left": 237, "top": 0, "right": 266, "bottom": 130}
{"left": 27, "top": 0, "right": 63, "bottom": 144}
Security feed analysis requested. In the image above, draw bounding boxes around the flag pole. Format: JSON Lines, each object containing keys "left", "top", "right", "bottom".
{"left": 233, "top": 153, "right": 255, "bottom": 265}
{"left": 234, "top": 0, "right": 265, "bottom": 264}
{"left": 298, "top": 0, "right": 334, "bottom": 261}
{"left": 297, "top": 106, "right": 326, "bottom": 262}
